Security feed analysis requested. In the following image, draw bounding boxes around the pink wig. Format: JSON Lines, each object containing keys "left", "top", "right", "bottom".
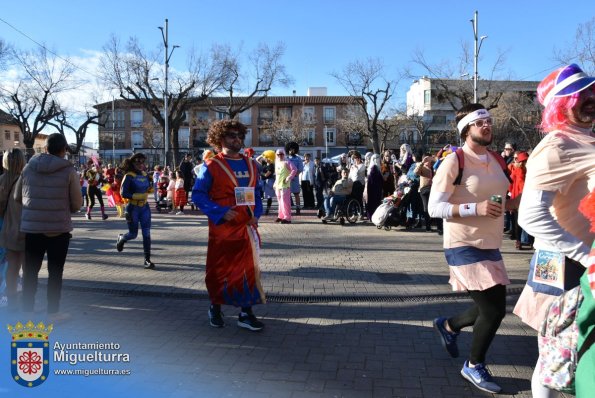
{"left": 537, "top": 67, "right": 580, "bottom": 132}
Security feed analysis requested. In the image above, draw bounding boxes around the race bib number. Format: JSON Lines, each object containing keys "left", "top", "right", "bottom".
{"left": 234, "top": 187, "right": 255, "bottom": 206}
{"left": 532, "top": 249, "right": 565, "bottom": 289}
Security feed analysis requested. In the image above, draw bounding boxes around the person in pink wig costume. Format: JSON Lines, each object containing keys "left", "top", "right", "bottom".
{"left": 272, "top": 148, "right": 296, "bottom": 224}
{"left": 513, "top": 64, "right": 595, "bottom": 397}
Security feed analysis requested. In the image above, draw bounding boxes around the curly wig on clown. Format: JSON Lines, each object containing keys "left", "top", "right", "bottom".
{"left": 284, "top": 141, "right": 300, "bottom": 155}
{"left": 206, "top": 120, "right": 247, "bottom": 152}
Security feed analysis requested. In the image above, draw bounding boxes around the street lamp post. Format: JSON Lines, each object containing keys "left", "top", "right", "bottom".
{"left": 158, "top": 18, "right": 179, "bottom": 169}
{"left": 324, "top": 125, "right": 328, "bottom": 159}
{"left": 471, "top": 10, "right": 487, "bottom": 103}
{"left": 112, "top": 98, "right": 115, "bottom": 164}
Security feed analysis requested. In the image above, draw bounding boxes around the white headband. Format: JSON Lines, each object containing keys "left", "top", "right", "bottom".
{"left": 457, "top": 109, "right": 491, "bottom": 134}
{"left": 543, "top": 71, "right": 588, "bottom": 107}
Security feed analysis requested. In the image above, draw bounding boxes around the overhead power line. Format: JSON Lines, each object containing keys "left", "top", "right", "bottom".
{"left": 0, "top": 16, "right": 102, "bottom": 80}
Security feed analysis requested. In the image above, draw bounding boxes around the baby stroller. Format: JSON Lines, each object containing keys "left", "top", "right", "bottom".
{"left": 372, "top": 186, "right": 409, "bottom": 230}
{"left": 155, "top": 180, "right": 172, "bottom": 213}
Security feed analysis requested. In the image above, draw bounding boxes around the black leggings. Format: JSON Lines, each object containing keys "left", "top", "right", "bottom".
{"left": 87, "top": 185, "right": 105, "bottom": 208}
{"left": 448, "top": 284, "right": 507, "bottom": 364}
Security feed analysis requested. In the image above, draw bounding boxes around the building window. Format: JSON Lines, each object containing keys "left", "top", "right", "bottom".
{"left": 193, "top": 130, "right": 208, "bottom": 147}
{"left": 178, "top": 128, "right": 190, "bottom": 148}
{"left": 258, "top": 107, "right": 273, "bottom": 124}
{"left": 4, "top": 132, "right": 10, "bottom": 141}
{"left": 151, "top": 131, "right": 163, "bottom": 147}
{"left": 216, "top": 111, "right": 227, "bottom": 120}
{"left": 432, "top": 115, "right": 446, "bottom": 124}
{"left": 131, "top": 110, "right": 143, "bottom": 127}
{"left": 412, "top": 130, "right": 420, "bottom": 143}
{"left": 131, "top": 131, "right": 144, "bottom": 148}
{"left": 323, "top": 107, "right": 336, "bottom": 123}
{"left": 424, "top": 90, "right": 431, "bottom": 105}
{"left": 239, "top": 108, "right": 252, "bottom": 125}
{"left": 302, "top": 129, "right": 315, "bottom": 146}
{"left": 259, "top": 128, "right": 273, "bottom": 145}
{"left": 348, "top": 132, "right": 363, "bottom": 145}
{"left": 325, "top": 127, "right": 336, "bottom": 146}
{"left": 196, "top": 110, "right": 209, "bottom": 123}
{"left": 244, "top": 128, "right": 252, "bottom": 147}
{"left": 278, "top": 106, "right": 292, "bottom": 120}
{"left": 115, "top": 110, "right": 125, "bottom": 128}
{"left": 13, "top": 132, "right": 19, "bottom": 141}
{"left": 302, "top": 107, "right": 315, "bottom": 123}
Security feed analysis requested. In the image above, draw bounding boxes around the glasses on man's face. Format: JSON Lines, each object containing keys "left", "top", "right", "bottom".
{"left": 225, "top": 132, "right": 245, "bottom": 140}
{"left": 133, "top": 158, "right": 145, "bottom": 164}
{"left": 468, "top": 118, "right": 493, "bottom": 129}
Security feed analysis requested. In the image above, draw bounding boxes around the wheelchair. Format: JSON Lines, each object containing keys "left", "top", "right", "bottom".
{"left": 321, "top": 195, "right": 362, "bottom": 225}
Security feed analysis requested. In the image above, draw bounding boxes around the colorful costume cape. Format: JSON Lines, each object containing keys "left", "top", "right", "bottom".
{"left": 193, "top": 153, "right": 265, "bottom": 306}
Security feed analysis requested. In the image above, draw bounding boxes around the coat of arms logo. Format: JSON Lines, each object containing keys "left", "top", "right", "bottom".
{"left": 7, "top": 321, "right": 53, "bottom": 387}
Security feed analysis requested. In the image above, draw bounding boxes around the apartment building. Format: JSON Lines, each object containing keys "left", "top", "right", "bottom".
{"left": 404, "top": 77, "right": 540, "bottom": 149}
{"left": 0, "top": 110, "right": 47, "bottom": 154}
{"left": 0, "top": 110, "right": 24, "bottom": 152}
{"left": 94, "top": 89, "right": 366, "bottom": 166}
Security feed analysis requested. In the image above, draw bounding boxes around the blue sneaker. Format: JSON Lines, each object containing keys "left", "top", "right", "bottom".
{"left": 460, "top": 361, "right": 502, "bottom": 393}
{"left": 433, "top": 317, "right": 459, "bottom": 358}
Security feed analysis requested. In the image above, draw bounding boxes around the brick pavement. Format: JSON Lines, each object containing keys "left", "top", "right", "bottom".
{"left": 1, "top": 206, "right": 562, "bottom": 397}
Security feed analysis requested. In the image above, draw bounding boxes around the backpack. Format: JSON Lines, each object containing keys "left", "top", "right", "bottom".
{"left": 453, "top": 148, "right": 512, "bottom": 185}
{"left": 537, "top": 286, "right": 584, "bottom": 394}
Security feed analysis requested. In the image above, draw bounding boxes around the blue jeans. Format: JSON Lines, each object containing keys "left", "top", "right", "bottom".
{"left": 323, "top": 195, "right": 346, "bottom": 217}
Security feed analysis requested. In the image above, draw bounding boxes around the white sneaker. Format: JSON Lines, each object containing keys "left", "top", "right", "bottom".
{"left": 176, "top": 211, "right": 184, "bottom": 215}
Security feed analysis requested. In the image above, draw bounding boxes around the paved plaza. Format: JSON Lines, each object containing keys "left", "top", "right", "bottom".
{"left": 1, "top": 206, "right": 566, "bottom": 398}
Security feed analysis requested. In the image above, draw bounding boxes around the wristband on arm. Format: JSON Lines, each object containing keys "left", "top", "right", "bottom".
{"left": 458, "top": 203, "right": 477, "bottom": 217}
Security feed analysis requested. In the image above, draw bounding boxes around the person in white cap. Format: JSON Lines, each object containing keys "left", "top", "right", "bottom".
{"left": 513, "top": 63, "right": 595, "bottom": 398}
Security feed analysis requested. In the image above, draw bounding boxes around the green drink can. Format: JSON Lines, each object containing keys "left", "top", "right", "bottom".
{"left": 490, "top": 194, "right": 502, "bottom": 204}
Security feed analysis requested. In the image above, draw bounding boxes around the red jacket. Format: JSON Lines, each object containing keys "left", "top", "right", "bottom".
{"left": 508, "top": 164, "right": 526, "bottom": 199}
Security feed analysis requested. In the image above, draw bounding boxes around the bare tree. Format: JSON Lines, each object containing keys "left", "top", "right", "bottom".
{"left": 410, "top": 45, "right": 508, "bottom": 111}
{"left": 260, "top": 110, "right": 309, "bottom": 146}
{"left": 100, "top": 35, "right": 222, "bottom": 165}
{"left": 1, "top": 46, "right": 75, "bottom": 156}
{"left": 209, "top": 42, "right": 292, "bottom": 119}
{"left": 554, "top": 17, "right": 595, "bottom": 74}
{"left": 335, "top": 104, "right": 367, "bottom": 149}
{"left": 489, "top": 91, "right": 542, "bottom": 150}
{"left": 47, "top": 110, "right": 100, "bottom": 155}
{"left": 332, "top": 58, "right": 395, "bottom": 154}
{"left": 402, "top": 109, "right": 436, "bottom": 150}
{"left": 0, "top": 39, "right": 10, "bottom": 71}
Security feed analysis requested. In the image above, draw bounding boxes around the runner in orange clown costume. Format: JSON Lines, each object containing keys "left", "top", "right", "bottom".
{"left": 192, "top": 119, "right": 265, "bottom": 331}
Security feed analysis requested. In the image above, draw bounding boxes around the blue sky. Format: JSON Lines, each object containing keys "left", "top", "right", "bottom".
{"left": 1, "top": 0, "right": 594, "bottom": 140}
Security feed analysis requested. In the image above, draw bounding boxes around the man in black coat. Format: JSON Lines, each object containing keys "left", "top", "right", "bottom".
{"left": 178, "top": 153, "right": 194, "bottom": 200}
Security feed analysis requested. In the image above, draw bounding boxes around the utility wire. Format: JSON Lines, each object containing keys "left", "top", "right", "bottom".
{"left": 0, "top": 16, "right": 102, "bottom": 80}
